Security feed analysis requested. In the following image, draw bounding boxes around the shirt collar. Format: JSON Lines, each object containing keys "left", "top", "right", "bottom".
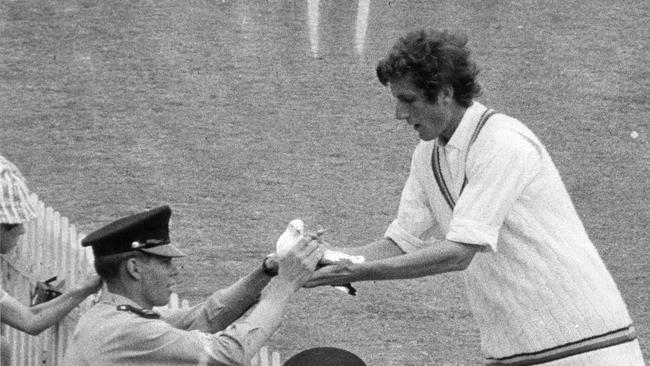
{"left": 439, "top": 101, "right": 487, "bottom": 150}
{"left": 97, "top": 290, "right": 143, "bottom": 308}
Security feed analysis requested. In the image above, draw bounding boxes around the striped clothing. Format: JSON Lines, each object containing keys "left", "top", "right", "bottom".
{"left": 0, "top": 155, "right": 36, "bottom": 224}
{"left": 385, "top": 101, "right": 642, "bottom": 363}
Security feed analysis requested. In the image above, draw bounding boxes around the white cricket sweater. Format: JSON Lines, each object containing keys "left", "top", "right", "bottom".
{"left": 385, "top": 101, "right": 633, "bottom": 358}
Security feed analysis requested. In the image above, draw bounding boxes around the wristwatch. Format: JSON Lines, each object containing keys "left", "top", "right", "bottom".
{"left": 262, "top": 254, "right": 278, "bottom": 276}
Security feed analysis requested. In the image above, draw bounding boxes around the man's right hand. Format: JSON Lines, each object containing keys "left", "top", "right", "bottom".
{"left": 276, "top": 235, "right": 324, "bottom": 291}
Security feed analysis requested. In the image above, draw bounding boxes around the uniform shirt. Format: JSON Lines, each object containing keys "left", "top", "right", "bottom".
{"left": 63, "top": 290, "right": 272, "bottom": 366}
{"left": 384, "top": 101, "right": 633, "bottom": 358}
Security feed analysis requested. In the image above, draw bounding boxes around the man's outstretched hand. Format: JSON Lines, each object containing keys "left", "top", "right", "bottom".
{"left": 304, "top": 258, "right": 360, "bottom": 289}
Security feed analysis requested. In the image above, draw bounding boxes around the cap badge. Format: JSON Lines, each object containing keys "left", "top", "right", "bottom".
{"left": 131, "top": 238, "right": 164, "bottom": 249}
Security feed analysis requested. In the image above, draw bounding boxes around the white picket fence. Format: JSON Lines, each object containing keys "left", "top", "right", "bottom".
{"left": 0, "top": 195, "right": 280, "bottom": 366}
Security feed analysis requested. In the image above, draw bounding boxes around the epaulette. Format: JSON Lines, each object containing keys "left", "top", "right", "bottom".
{"left": 116, "top": 304, "right": 161, "bottom": 319}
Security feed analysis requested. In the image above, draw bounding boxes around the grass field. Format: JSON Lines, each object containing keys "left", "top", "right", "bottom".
{"left": 1, "top": 0, "right": 648, "bottom": 364}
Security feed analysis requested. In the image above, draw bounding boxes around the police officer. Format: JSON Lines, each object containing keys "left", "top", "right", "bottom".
{"left": 63, "top": 205, "right": 323, "bottom": 366}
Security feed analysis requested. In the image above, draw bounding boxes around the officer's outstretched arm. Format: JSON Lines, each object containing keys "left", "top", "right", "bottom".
{"left": 230, "top": 237, "right": 323, "bottom": 359}
{"left": 172, "top": 264, "right": 278, "bottom": 332}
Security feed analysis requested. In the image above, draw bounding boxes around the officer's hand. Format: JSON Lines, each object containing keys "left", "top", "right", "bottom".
{"left": 277, "top": 235, "right": 324, "bottom": 291}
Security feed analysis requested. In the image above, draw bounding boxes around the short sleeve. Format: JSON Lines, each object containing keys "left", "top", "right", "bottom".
{"left": 447, "top": 128, "right": 542, "bottom": 251}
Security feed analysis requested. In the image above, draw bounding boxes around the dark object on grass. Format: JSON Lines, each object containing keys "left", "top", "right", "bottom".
{"left": 283, "top": 347, "right": 366, "bottom": 366}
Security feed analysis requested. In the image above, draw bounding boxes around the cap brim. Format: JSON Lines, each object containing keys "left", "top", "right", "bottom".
{"left": 139, "top": 243, "right": 185, "bottom": 258}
